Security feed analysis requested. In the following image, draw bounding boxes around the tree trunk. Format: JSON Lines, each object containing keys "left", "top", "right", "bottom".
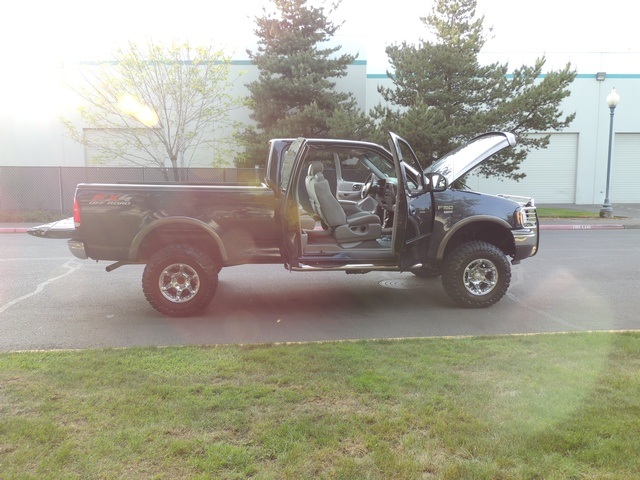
{"left": 170, "top": 159, "right": 181, "bottom": 182}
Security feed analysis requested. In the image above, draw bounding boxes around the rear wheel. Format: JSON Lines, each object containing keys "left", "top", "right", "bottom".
{"left": 142, "top": 244, "right": 218, "bottom": 317}
{"left": 441, "top": 241, "right": 511, "bottom": 308}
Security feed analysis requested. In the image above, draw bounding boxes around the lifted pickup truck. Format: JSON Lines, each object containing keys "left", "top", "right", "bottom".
{"left": 29, "top": 132, "right": 538, "bottom": 317}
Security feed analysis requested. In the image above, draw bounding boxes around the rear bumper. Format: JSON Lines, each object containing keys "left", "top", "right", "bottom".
{"left": 27, "top": 217, "right": 76, "bottom": 239}
{"left": 68, "top": 239, "right": 88, "bottom": 259}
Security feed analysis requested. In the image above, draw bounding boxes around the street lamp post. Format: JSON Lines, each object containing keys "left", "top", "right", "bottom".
{"left": 600, "top": 87, "right": 620, "bottom": 219}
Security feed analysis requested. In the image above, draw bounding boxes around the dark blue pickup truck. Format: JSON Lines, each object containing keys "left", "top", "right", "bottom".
{"left": 30, "top": 132, "right": 538, "bottom": 316}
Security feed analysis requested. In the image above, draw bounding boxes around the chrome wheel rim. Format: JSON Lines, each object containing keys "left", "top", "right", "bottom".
{"left": 159, "top": 263, "right": 200, "bottom": 303}
{"left": 463, "top": 259, "right": 498, "bottom": 296}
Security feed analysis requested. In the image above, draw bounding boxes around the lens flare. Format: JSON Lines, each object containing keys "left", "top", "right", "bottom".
{"left": 117, "top": 94, "right": 158, "bottom": 127}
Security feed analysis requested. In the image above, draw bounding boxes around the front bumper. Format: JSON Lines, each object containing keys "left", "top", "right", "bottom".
{"left": 511, "top": 226, "right": 539, "bottom": 261}
{"left": 510, "top": 203, "right": 539, "bottom": 262}
{"left": 68, "top": 239, "right": 88, "bottom": 259}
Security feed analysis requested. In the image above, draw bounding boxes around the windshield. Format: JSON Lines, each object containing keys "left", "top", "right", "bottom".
{"left": 339, "top": 148, "right": 396, "bottom": 179}
{"left": 302, "top": 145, "right": 397, "bottom": 181}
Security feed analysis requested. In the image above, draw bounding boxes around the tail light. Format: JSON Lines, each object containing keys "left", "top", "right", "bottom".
{"left": 73, "top": 198, "right": 82, "bottom": 228}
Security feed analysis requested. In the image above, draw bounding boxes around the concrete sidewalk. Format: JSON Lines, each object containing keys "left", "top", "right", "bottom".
{"left": 2, "top": 204, "right": 640, "bottom": 234}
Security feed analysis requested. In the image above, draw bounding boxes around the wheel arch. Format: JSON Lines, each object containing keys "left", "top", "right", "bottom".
{"left": 437, "top": 217, "right": 515, "bottom": 262}
{"left": 129, "top": 217, "right": 228, "bottom": 265}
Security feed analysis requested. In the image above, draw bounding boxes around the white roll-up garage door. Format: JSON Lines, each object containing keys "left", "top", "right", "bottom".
{"left": 469, "top": 133, "right": 578, "bottom": 203}
{"left": 610, "top": 133, "right": 640, "bottom": 202}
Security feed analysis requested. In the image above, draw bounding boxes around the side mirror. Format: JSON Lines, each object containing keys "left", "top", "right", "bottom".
{"left": 424, "top": 173, "right": 448, "bottom": 192}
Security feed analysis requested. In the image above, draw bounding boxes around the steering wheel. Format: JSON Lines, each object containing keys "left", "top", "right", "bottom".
{"left": 361, "top": 173, "right": 377, "bottom": 199}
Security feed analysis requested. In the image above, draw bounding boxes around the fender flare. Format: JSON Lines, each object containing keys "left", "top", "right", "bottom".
{"left": 435, "top": 215, "right": 512, "bottom": 262}
{"left": 128, "top": 217, "right": 228, "bottom": 262}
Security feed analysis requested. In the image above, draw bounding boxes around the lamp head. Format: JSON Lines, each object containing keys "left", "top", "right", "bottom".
{"left": 607, "top": 88, "right": 620, "bottom": 108}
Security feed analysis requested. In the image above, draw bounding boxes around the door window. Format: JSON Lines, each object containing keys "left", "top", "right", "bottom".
{"left": 280, "top": 138, "right": 304, "bottom": 192}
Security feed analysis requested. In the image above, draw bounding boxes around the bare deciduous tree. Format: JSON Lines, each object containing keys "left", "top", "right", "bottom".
{"left": 63, "top": 40, "right": 242, "bottom": 180}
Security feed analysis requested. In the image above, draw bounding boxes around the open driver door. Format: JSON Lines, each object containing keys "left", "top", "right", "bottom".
{"left": 276, "top": 137, "right": 307, "bottom": 270}
{"left": 388, "top": 132, "right": 434, "bottom": 271}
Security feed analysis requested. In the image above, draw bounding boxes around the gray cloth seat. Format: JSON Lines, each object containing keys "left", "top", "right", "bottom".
{"left": 305, "top": 162, "right": 373, "bottom": 222}
{"left": 305, "top": 161, "right": 382, "bottom": 244}
{"left": 305, "top": 162, "right": 323, "bottom": 220}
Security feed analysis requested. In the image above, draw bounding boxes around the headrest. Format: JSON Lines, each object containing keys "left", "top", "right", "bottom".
{"left": 308, "top": 161, "right": 324, "bottom": 176}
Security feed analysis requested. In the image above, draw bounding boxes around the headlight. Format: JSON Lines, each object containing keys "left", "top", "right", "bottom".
{"left": 514, "top": 207, "right": 538, "bottom": 229}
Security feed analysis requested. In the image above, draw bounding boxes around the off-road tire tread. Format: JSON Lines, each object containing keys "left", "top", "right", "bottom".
{"left": 142, "top": 244, "right": 218, "bottom": 317}
{"left": 441, "top": 240, "right": 511, "bottom": 308}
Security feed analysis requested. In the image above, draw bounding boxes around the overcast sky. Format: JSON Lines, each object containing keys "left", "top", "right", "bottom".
{"left": 3, "top": 0, "right": 637, "bottom": 72}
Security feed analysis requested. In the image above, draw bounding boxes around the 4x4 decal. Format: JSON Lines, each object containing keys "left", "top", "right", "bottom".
{"left": 89, "top": 193, "right": 132, "bottom": 206}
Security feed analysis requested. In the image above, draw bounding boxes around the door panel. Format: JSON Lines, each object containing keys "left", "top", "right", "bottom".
{"left": 388, "top": 133, "right": 432, "bottom": 269}
{"left": 337, "top": 182, "right": 377, "bottom": 214}
{"left": 336, "top": 181, "right": 363, "bottom": 202}
{"left": 278, "top": 139, "right": 307, "bottom": 268}
{"left": 336, "top": 150, "right": 378, "bottom": 213}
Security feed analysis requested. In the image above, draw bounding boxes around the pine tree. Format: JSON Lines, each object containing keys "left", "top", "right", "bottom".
{"left": 374, "top": 0, "right": 576, "bottom": 179}
{"left": 235, "top": 0, "right": 370, "bottom": 167}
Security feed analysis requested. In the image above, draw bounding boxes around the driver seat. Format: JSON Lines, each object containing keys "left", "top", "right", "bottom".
{"left": 307, "top": 162, "right": 382, "bottom": 244}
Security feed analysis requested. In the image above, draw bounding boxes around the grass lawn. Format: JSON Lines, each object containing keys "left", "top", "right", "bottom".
{"left": 1, "top": 332, "right": 639, "bottom": 479}
{"left": 536, "top": 207, "right": 599, "bottom": 219}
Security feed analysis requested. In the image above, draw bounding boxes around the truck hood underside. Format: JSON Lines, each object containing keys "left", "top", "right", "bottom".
{"left": 425, "top": 132, "right": 517, "bottom": 184}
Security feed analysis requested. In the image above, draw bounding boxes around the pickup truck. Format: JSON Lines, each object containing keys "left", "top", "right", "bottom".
{"left": 29, "top": 132, "right": 539, "bottom": 317}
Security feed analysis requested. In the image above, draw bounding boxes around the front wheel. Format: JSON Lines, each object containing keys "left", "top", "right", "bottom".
{"left": 441, "top": 241, "right": 511, "bottom": 308}
{"left": 142, "top": 244, "right": 218, "bottom": 317}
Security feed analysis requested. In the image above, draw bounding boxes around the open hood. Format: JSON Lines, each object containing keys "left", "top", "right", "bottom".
{"left": 425, "top": 132, "right": 516, "bottom": 184}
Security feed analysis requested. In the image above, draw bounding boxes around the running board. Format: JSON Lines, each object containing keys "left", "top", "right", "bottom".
{"left": 291, "top": 263, "right": 422, "bottom": 273}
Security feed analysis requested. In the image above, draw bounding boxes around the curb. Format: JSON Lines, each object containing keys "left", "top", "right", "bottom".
{"left": 539, "top": 224, "right": 626, "bottom": 231}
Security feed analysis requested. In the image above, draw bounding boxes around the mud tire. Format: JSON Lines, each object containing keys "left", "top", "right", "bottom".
{"left": 441, "top": 241, "right": 511, "bottom": 308}
{"left": 142, "top": 245, "right": 218, "bottom": 317}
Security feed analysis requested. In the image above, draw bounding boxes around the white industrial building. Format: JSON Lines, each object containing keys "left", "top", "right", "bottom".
{"left": 0, "top": 53, "right": 638, "bottom": 205}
